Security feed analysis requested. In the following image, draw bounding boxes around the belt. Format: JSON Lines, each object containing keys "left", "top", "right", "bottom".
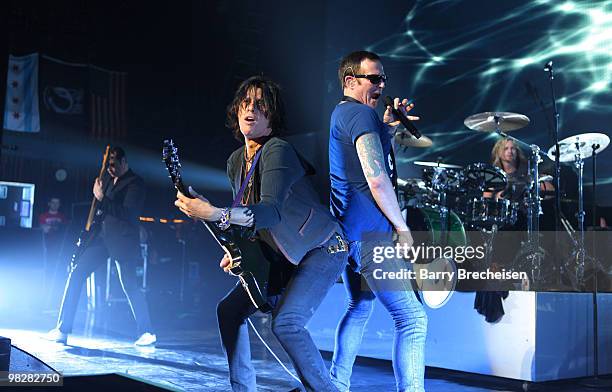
{"left": 326, "top": 233, "right": 348, "bottom": 254}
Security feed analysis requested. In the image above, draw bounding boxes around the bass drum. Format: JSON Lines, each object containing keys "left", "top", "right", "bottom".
{"left": 404, "top": 207, "right": 467, "bottom": 248}
{"left": 403, "top": 207, "right": 467, "bottom": 309}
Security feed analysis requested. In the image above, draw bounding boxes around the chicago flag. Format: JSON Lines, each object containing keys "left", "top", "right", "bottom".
{"left": 3, "top": 53, "right": 40, "bottom": 132}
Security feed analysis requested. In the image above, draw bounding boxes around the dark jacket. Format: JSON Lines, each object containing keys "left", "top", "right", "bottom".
{"left": 99, "top": 169, "right": 145, "bottom": 261}
{"left": 227, "top": 137, "right": 339, "bottom": 265}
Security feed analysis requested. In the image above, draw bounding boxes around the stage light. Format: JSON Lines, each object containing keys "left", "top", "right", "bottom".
{"left": 589, "top": 80, "right": 608, "bottom": 92}
{"left": 558, "top": 2, "right": 576, "bottom": 13}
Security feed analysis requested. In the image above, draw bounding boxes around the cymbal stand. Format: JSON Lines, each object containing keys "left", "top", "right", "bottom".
{"left": 572, "top": 144, "right": 586, "bottom": 286}
{"left": 432, "top": 168, "right": 450, "bottom": 242}
{"left": 591, "top": 143, "right": 600, "bottom": 228}
{"left": 526, "top": 144, "right": 545, "bottom": 283}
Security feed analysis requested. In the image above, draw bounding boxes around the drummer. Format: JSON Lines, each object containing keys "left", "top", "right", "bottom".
{"left": 485, "top": 137, "right": 554, "bottom": 203}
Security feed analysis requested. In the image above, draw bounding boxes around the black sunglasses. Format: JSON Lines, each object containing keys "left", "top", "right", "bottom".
{"left": 353, "top": 74, "right": 388, "bottom": 85}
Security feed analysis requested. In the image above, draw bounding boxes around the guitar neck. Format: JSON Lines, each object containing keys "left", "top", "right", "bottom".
{"left": 85, "top": 145, "right": 111, "bottom": 231}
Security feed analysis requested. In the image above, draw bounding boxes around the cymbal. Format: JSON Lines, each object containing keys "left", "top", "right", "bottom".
{"left": 394, "top": 131, "right": 433, "bottom": 148}
{"left": 547, "top": 133, "right": 610, "bottom": 162}
{"left": 414, "top": 160, "right": 462, "bottom": 169}
{"left": 464, "top": 112, "right": 530, "bottom": 132}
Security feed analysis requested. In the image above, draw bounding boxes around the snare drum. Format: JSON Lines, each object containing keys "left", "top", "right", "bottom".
{"left": 464, "top": 197, "right": 518, "bottom": 227}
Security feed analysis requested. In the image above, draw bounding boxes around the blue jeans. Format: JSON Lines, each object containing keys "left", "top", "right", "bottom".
{"left": 330, "top": 240, "right": 427, "bottom": 392}
{"left": 217, "top": 238, "right": 348, "bottom": 392}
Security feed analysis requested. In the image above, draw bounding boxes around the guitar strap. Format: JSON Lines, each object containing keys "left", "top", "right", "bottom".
{"left": 232, "top": 148, "right": 262, "bottom": 208}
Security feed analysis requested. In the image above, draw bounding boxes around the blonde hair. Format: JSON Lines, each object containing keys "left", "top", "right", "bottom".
{"left": 491, "top": 138, "right": 526, "bottom": 171}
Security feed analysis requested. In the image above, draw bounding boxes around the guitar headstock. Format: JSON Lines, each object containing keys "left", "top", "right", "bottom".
{"left": 162, "top": 139, "right": 189, "bottom": 196}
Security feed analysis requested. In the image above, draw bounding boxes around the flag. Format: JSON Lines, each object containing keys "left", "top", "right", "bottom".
{"left": 90, "top": 66, "right": 127, "bottom": 140}
{"left": 38, "top": 56, "right": 128, "bottom": 141}
{"left": 3, "top": 53, "right": 40, "bottom": 133}
{"left": 39, "top": 55, "right": 88, "bottom": 138}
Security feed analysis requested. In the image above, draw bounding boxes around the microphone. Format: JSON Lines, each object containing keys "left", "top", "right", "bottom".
{"left": 543, "top": 60, "right": 553, "bottom": 72}
{"left": 383, "top": 96, "right": 421, "bottom": 139}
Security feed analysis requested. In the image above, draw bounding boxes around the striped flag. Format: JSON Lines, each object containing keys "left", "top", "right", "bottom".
{"left": 90, "top": 67, "right": 127, "bottom": 140}
{"left": 3, "top": 53, "right": 40, "bottom": 133}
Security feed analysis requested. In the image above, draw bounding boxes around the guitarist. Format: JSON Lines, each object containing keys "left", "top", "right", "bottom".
{"left": 174, "top": 76, "right": 347, "bottom": 392}
{"left": 46, "top": 146, "right": 156, "bottom": 346}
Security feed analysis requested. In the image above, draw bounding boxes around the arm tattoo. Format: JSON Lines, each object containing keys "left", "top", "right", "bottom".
{"left": 356, "top": 133, "right": 385, "bottom": 179}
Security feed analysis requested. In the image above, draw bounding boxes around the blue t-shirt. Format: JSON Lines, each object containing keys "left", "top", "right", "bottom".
{"left": 329, "top": 101, "right": 395, "bottom": 242}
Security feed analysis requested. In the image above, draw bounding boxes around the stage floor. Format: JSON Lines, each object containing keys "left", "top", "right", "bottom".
{"left": 0, "top": 325, "right": 607, "bottom": 391}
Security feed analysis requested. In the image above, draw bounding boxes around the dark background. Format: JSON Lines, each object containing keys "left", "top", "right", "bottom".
{"left": 0, "top": 0, "right": 611, "bottom": 332}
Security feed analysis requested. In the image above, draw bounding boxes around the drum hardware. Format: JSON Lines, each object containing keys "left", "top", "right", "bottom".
{"left": 466, "top": 109, "right": 553, "bottom": 284}
{"left": 558, "top": 215, "right": 586, "bottom": 290}
{"left": 464, "top": 111, "right": 562, "bottom": 285}
{"left": 481, "top": 223, "right": 498, "bottom": 267}
{"left": 527, "top": 145, "right": 542, "bottom": 243}
{"left": 508, "top": 140, "right": 549, "bottom": 286}
{"left": 574, "top": 141, "right": 586, "bottom": 286}
{"left": 547, "top": 133, "right": 610, "bottom": 288}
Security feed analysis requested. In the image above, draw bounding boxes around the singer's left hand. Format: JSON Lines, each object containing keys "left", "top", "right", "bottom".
{"left": 383, "top": 97, "right": 420, "bottom": 132}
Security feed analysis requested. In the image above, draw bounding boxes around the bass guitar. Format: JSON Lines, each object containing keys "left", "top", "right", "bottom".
{"left": 70, "top": 145, "right": 110, "bottom": 267}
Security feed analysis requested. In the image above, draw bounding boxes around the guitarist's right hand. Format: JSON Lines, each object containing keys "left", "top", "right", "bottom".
{"left": 220, "top": 253, "right": 232, "bottom": 273}
{"left": 93, "top": 178, "right": 104, "bottom": 201}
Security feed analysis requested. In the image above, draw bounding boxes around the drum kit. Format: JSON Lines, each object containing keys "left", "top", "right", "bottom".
{"left": 397, "top": 111, "right": 610, "bottom": 301}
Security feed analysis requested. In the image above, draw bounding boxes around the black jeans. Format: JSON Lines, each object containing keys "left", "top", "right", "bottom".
{"left": 56, "top": 238, "right": 153, "bottom": 336}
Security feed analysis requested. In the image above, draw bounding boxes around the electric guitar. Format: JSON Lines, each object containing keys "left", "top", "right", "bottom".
{"left": 162, "top": 139, "right": 271, "bottom": 312}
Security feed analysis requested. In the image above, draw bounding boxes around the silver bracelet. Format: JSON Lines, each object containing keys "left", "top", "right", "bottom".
{"left": 217, "top": 207, "right": 231, "bottom": 231}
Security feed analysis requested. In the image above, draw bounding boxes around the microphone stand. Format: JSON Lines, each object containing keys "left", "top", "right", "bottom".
{"left": 581, "top": 144, "right": 612, "bottom": 389}
{"left": 544, "top": 63, "right": 562, "bottom": 232}
{"left": 544, "top": 62, "right": 566, "bottom": 290}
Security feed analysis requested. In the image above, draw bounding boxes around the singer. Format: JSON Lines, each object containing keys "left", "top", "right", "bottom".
{"left": 328, "top": 50, "right": 427, "bottom": 392}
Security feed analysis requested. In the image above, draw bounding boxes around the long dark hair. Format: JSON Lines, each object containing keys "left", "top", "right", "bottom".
{"left": 225, "top": 76, "right": 286, "bottom": 142}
